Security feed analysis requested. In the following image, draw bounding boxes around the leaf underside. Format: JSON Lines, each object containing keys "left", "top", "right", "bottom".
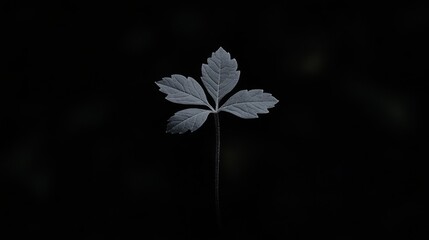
{"left": 219, "top": 89, "right": 279, "bottom": 119}
{"left": 167, "top": 108, "right": 212, "bottom": 134}
{"left": 201, "top": 47, "right": 240, "bottom": 109}
{"left": 156, "top": 74, "right": 213, "bottom": 109}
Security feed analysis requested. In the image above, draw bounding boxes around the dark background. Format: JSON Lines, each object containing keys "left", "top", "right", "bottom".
{"left": 2, "top": 2, "right": 428, "bottom": 239}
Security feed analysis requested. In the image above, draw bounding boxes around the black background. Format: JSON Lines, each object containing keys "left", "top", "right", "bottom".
{"left": 2, "top": 2, "right": 428, "bottom": 239}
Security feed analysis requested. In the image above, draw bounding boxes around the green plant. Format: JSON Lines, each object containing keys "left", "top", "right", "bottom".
{"left": 155, "top": 47, "right": 278, "bottom": 230}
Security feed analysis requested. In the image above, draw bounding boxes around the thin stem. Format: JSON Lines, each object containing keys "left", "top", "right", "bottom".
{"left": 213, "top": 113, "right": 222, "bottom": 231}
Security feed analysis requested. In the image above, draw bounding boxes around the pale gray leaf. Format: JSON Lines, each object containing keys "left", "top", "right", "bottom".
{"left": 201, "top": 47, "right": 240, "bottom": 109}
{"left": 167, "top": 108, "right": 212, "bottom": 134}
{"left": 219, "top": 89, "right": 279, "bottom": 119}
{"left": 156, "top": 74, "right": 213, "bottom": 110}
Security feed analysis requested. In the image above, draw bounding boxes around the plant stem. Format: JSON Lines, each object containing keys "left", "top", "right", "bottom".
{"left": 213, "top": 113, "right": 222, "bottom": 231}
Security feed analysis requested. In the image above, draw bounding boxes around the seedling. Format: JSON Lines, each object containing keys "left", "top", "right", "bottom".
{"left": 155, "top": 47, "right": 278, "bottom": 230}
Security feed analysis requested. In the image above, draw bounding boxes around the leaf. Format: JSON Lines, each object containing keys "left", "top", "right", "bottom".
{"left": 201, "top": 47, "right": 240, "bottom": 109}
{"left": 167, "top": 108, "right": 212, "bottom": 134}
{"left": 219, "top": 89, "right": 279, "bottom": 119}
{"left": 156, "top": 47, "right": 279, "bottom": 134}
{"left": 156, "top": 74, "right": 214, "bottom": 110}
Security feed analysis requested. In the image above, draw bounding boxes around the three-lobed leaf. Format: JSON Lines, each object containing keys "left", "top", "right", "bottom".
{"left": 156, "top": 47, "right": 278, "bottom": 134}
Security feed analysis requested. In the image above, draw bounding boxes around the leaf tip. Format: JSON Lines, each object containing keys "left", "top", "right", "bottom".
{"left": 273, "top": 96, "right": 280, "bottom": 104}
{"left": 216, "top": 46, "right": 228, "bottom": 55}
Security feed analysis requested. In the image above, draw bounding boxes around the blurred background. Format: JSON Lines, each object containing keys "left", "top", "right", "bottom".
{"left": 2, "top": 1, "right": 428, "bottom": 239}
